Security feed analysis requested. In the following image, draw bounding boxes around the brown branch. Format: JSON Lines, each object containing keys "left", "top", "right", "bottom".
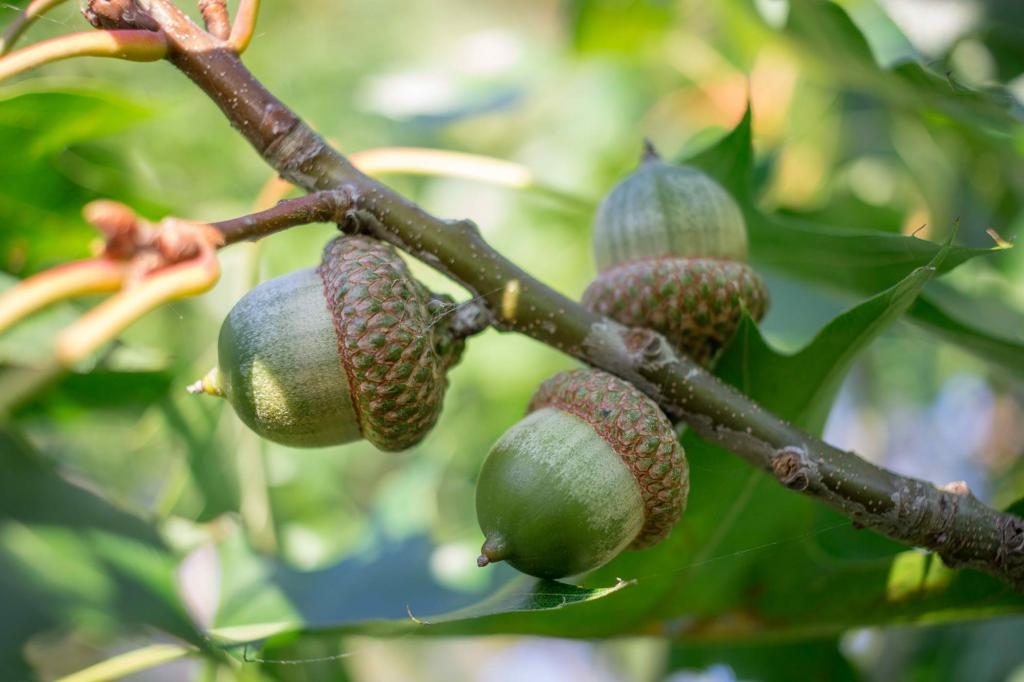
{"left": 212, "top": 189, "right": 353, "bottom": 245}
{"left": 89, "top": 0, "right": 1024, "bottom": 591}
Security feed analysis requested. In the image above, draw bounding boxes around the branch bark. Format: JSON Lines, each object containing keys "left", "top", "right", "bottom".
{"left": 103, "top": 0, "right": 1024, "bottom": 590}
{"left": 213, "top": 189, "right": 352, "bottom": 244}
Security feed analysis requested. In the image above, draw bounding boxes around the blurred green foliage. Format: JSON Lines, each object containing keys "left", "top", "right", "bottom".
{"left": 1, "top": 0, "right": 1024, "bottom": 680}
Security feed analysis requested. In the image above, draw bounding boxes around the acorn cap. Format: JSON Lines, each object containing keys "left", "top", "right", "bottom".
{"left": 527, "top": 368, "right": 688, "bottom": 548}
{"left": 208, "top": 235, "right": 458, "bottom": 450}
{"left": 593, "top": 159, "right": 747, "bottom": 271}
{"left": 319, "top": 236, "right": 457, "bottom": 450}
{"left": 582, "top": 257, "right": 769, "bottom": 365}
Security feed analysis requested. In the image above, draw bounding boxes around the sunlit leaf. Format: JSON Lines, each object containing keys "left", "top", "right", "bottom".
{"left": 910, "top": 283, "right": 1024, "bottom": 375}
{"left": 782, "top": 0, "right": 1023, "bottom": 135}
{"left": 0, "top": 85, "right": 156, "bottom": 275}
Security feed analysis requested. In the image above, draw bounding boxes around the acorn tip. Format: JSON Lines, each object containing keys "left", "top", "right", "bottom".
{"left": 479, "top": 533, "right": 509, "bottom": 567}
{"left": 641, "top": 138, "right": 661, "bottom": 163}
{"left": 187, "top": 367, "right": 224, "bottom": 397}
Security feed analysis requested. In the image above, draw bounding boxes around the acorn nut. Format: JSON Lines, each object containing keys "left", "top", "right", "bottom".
{"left": 192, "top": 235, "right": 462, "bottom": 450}
{"left": 476, "top": 368, "right": 688, "bottom": 580}
{"left": 583, "top": 145, "right": 769, "bottom": 365}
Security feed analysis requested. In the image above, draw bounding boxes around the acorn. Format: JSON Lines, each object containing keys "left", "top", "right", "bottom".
{"left": 191, "top": 235, "right": 463, "bottom": 450}
{"left": 582, "top": 144, "right": 769, "bottom": 365}
{"left": 476, "top": 368, "right": 688, "bottom": 580}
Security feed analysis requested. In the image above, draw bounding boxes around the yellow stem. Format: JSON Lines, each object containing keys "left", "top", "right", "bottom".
{"left": 227, "top": 0, "right": 260, "bottom": 53}
{"left": 0, "top": 30, "right": 167, "bottom": 83}
{"left": 0, "top": 258, "right": 127, "bottom": 335}
{"left": 54, "top": 251, "right": 219, "bottom": 367}
{"left": 349, "top": 147, "right": 535, "bottom": 189}
{"left": 0, "top": 0, "right": 71, "bottom": 56}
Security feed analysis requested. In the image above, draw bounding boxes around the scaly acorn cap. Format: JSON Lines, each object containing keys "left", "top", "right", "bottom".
{"left": 582, "top": 258, "right": 769, "bottom": 366}
{"left": 199, "top": 235, "right": 462, "bottom": 450}
{"left": 476, "top": 369, "right": 687, "bottom": 579}
{"left": 592, "top": 154, "right": 748, "bottom": 272}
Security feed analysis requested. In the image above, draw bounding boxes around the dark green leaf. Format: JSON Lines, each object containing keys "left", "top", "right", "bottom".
{"left": 782, "top": 0, "right": 1022, "bottom": 135}
{"left": 909, "top": 282, "right": 1024, "bottom": 376}
{"left": 716, "top": 252, "right": 940, "bottom": 431}
{"left": 13, "top": 370, "right": 175, "bottom": 413}
{"left": 747, "top": 211, "right": 987, "bottom": 297}
{"left": 0, "top": 430, "right": 210, "bottom": 677}
{"left": 667, "top": 637, "right": 857, "bottom": 682}
{"left": 160, "top": 398, "right": 240, "bottom": 522}
{"left": 211, "top": 529, "right": 629, "bottom": 653}
{"left": 683, "top": 104, "right": 754, "bottom": 205}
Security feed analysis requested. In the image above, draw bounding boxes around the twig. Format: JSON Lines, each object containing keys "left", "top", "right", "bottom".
{"left": 198, "top": 0, "right": 230, "bottom": 40}
{"left": 227, "top": 0, "right": 259, "bottom": 52}
{"left": 82, "top": 0, "right": 1024, "bottom": 590}
{"left": 54, "top": 244, "right": 219, "bottom": 366}
{"left": 0, "top": 0, "right": 71, "bottom": 55}
{"left": 0, "top": 259, "right": 126, "bottom": 334}
{"left": 0, "top": 29, "right": 166, "bottom": 82}
{"left": 211, "top": 189, "right": 353, "bottom": 245}
{"left": 446, "top": 298, "right": 493, "bottom": 340}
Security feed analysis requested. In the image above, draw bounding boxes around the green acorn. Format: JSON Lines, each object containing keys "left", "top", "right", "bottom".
{"left": 476, "top": 368, "right": 688, "bottom": 580}
{"left": 191, "top": 235, "right": 462, "bottom": 450}
{"left": 582, "top": 144, "right": 768, "bottom": 365}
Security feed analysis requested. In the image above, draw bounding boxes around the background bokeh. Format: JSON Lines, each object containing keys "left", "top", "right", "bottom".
{"left": 1, "top": 0, "right": 1024, "bottom": 680}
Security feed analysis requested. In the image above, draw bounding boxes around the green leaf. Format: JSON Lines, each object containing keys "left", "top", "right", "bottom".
{"left": 0, "top": 85, "right": 156, "bottom": 275}
{"left": 12, "top": 370, "right": 175, "bottom": 413}
{"left": 567, "top": 0, "right": 676, "bottom": 54}
{"left": 209, "top": 528, "right": 629, "bottom": 654}
{"left": 158, "top": 396, "right": 240, "bottom": 523}
{"left": 568, "top": 255, "right": 1021, "bottom": 641}
{"left": 782, "top": 0, "right": 1022, "bottom": 136}
{"left": 667, "top": 637, "right": 857, "bottom": 682}
{"left": 747, "top": 211, "right": 990, "bottom": 296}
{"left": 604, "top": 258, "right": 1023, "bottom": 639}
{"left": 909, "top": 283, "right": 1024, "bottom": 376}
{"left": 683, "top": 104, "right": 755, "bottom": 205}
{"left": 0, "top": 84, "right": 153, "bottom": 158}
{"left": 0, "top": 430, "right": 210, "bottom": 677}
{"left": 717, "top": 250, "right": 940, "bottom": 431}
